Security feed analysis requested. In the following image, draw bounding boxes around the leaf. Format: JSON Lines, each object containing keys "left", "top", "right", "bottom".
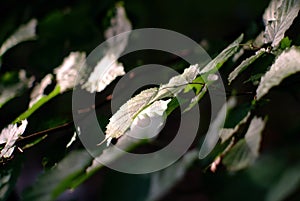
{"left": 0, "top": 70, "right": 34, "bottom": 108}
{"left": 0, "top": 157, "right": 22, "bottom": 201}
{"left": 154, "top": 64, "right": 200, "bottom": 100}
{"left": 124, "top": 99, "right": 171, "bottom": 140}
{"left": 263, "top": 0, "right": 300, "bottom": 47}
{"left": 22, "top": 150, "right": 92, "bottom": 201}
{"left": 82, "top": 4, "right": 131, "bottom": 93}
{"left": 200, "top": 34, "right": 244, "bottom": 74}
{"left": 183, "top": 86, "right": 207, "bottom": 113}
{"left": 0, "top": 19, "right": 37, "bottom": 57}
{"left": 54, "top": 52, "right": 86, "bottom": 93}
{"left": 256, "top": 46, "right": 300, "bottom": 100}
{"left": 266, "top": 163, "right": 300, "bottom": 201}
{"left": 0, "top": 120, "right": 28, "bottom": 159}
{"left": 280, "top": 36, "right": 292, "bottom": 50}
{"left": 104, "top": 88, "right": 158, "bottom": 143}
{"left": 145, "top": 150, "right": 197, "bottom": 201}
{"left": 199, "top": 97, "right": 237, "bottom": 159}
{"left": 29, "top": 74, "right": 53, "bottom": 107}
{"left": 222, "top": 117, "right": 266, "bottom": 171}
{"left": 104, "top": 3, "right": 132, "bottom": 56}
{"left": 228, "top": 48, "right": 266, "bottom": 84}
{"left": 82, "top": 54, "right": 125, "bottom": 93}
{"left": 219, "top": 112, "right": 250, "bottom": 143}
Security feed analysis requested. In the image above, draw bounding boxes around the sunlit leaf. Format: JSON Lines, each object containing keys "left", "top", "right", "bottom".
{"left": 54, "top": 52, "right": 86, "bottom": 93}
{"left": 263, "top": 0, "right": 300, "bottom": 47}
{"left": 154, "top": 64, "right": 199, "bottom": 100}
{"left": 256, "top": 46, "right": 300, "bottom": 100}
{"left": 29, "top": 74, "right": 53, "bottom": 107}
{"left": 222, "top": 117, "right": 265, "bottom": 171}
{"left": 82, "top": 4, "right": 131, "bottom": 93}
{"left": 0, "top": 19, "right": 37, "bottom": 57}
{"left": 228, "top": 48, "right": 266, "bottom": 84}
{"left": 0, "top": 120, "right": 28, "bottom": 159}
{"left": 200, "top": 34, "right": 244, "bottom": 74}
{"left": 82, "top": 54, "right": 125, "bottom": 93}
{"left": 104, "top": 88, "right": 158, "bottom": 144}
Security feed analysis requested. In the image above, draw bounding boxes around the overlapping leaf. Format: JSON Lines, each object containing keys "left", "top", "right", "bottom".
{"left": 256, "top": 46, "right": 300, "bottom": 100}
{"left": 263, "top": 0, "right": 300, "bottom": 47}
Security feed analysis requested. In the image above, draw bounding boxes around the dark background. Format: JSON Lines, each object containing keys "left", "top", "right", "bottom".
{"left": 1, "top": 0, "right": 300, "bottom": 201}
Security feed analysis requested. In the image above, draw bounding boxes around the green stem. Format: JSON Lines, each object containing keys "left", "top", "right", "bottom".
{"left": 13, "top": 85, "right": 61, "bottom": 123}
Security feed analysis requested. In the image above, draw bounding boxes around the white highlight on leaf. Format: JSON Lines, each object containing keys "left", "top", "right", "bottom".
{"left": 0, "top": 120, "right": 28, "bottom": 158}
{"left": 125, "top": 99, "right": 171, "bottom": 140}
{"left": 29, "top": 74, "right": 53, "bottom": 107}
{"left": 0, "top": 19, "right": 37, "bottom": 57}
{"left": 82, "top": 4, "right": 131, "bottom": 93}
{"left": 154, "top": 64, "right": 199, "bottom": 100}
{"left": 0, "top": 70, "right": 34, "bottom": 108}
{"left": 103, "top": 88, "right": 158, "bottom": 145}
{"left": 228, "top": 48, "right": 266, "bottom": 84}
{"left": 256, "top": 46, "right": 300, "bottom": 100}
{"left": 200, "top": 34, "right": 244, "bottom": 74}
{"left": 263, "top": 0, "right": 300, "bottom": 47}
{"left": 82, "top": 54, "right": 125, "bottom": 93}
{"left": 199, "top": 97, "right": 237, "bottom": 159}
{"left": 54, "top": 52, "right": 86, "bottom": 93}
{"left": 104, "top": 4, "right": 132, "bottom": 55}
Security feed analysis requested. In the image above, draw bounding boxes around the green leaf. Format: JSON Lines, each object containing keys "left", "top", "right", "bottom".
{"left": 266, "top": 163, "right": 300, "bottom": 201}
{"left": 199, "top": 97, "right": 237, "bottom": 159}
{"left": 22, "top": 150, "right": 92, "bottom": 201}
{"left": 256, "top": 46, "right": 300, "bottom": 100}
{"left": 219, "top": 112, "right": 250, "bottom": 143}
{"left": 280, "top": 36, "right": 292, "bottom": 50}
{"left": 222, "top": 117, "right": 266, "bottom": 171}
{"left": 200, "top": 34, "right": 244, "bottom": 74}
{"left": 228, "top": 48, "right": 266, "bottom": 84}
{"left": 145, "top": 150, "right": 198, "bottom": 201}
{"left": 263, "top": 0, "right": 300, "bottom": 47}
{"left": 0, "top": 157, "right": 22, "bottom": 201}
{"left": 0, "top": 19, "right": 37, "bottom": 57}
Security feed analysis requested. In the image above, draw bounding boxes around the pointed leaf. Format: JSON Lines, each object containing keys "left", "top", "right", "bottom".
{"left": 228, "top": 48, "right": 266, "bottom": 84}
{"left": 200, "top": 34, "right": 244, "bottom": 74}
{"left": 0, "top": 19, "right": 37, "bottom": 57}
{"left": 199, "top": 97, "right": 237, "bottom": 159}
{"left": 222, "top": 117, "right": 265, "bottom": 171}
{"left": 256, "top": 46, "right": 300, "bottom": 100}
{"left": 105, "top": 88, "right": 158, "bottom": 141}
{"left": 263, "top": 0, "right": 300, "bottom": 47}
{"left": 154, "top": 64, "right": 200, "bottom": 100}
{"left": 82, "top": 4, "right": 131, "bottom": 93}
